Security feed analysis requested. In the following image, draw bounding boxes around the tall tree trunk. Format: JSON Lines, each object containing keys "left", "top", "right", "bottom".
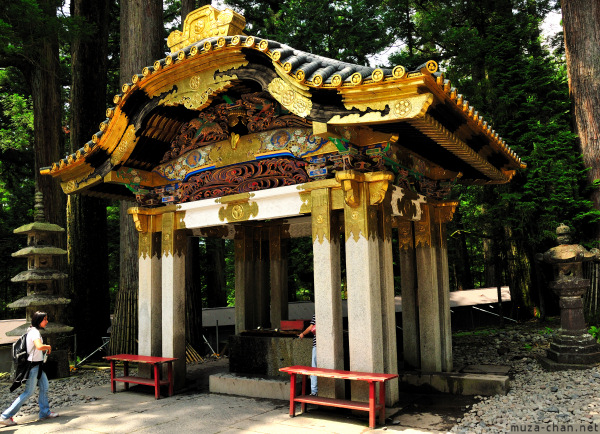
{"left": 26, "top": 0, "right": 66, "bottom": 330}
{"left": 68, "top": 0, "right": 111, "bottom": 356}
{"left": 110, "top": 0, "right": 163, "bottom": 355}
{"left": 561, "top": 0, "right": 600, "bottom": 233}
{"left": 29, "top": 0, "right": 64, "bottom": 229}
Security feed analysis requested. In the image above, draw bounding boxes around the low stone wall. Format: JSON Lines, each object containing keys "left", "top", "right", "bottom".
{"left": 229, "top": 334, "right": 312, "bottom": 377}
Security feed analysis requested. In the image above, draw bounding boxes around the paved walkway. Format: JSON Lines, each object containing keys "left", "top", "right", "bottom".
{"left": 3, "top": 386, "right": 450, "bottom": 433}
{"left": 1, "top": 360, "right": 468, "bottom": 433}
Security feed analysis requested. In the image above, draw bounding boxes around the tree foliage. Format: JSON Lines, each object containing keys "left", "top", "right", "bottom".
{"left": 223, "top": 0, "right": 393, "bottom": 64}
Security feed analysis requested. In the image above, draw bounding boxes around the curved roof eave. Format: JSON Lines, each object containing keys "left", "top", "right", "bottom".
{"left": 41, "top": 9, "right": 525, "bottom": 196}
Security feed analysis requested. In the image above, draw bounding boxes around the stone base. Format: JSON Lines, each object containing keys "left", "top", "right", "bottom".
{"left": 209, "top": 372, "right": 297, "bottom": 400}
{"left": 545, "top": 332, "right": 600, "bottom": 366}
{"left": 538, "top": 355, "right": 600, "bottom": 371}
{"left": 400, "top": 371, "right": 509, "bottom": 396}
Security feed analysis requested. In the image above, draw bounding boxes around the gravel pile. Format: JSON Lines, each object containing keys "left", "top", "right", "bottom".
{"left": 451, "top": 321, "right": 600, "bottom": 433}
{"left": 0, "top": 368, "right": 113, "bottom": 418}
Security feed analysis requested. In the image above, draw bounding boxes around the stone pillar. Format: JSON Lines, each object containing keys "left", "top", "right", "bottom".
{"left": 311, "top": 188, "right": 344, "bottom": 399}
{"left": 138, "top": 231, "right": 162, "bottom": 358}
{"left": 433, "top": 203, "right": 454, "bottom": 372}
{"left": 398, "top": 220, "right": 420, "bottom": 369}
{"left": 414, "top": 204, "right": 442, "bottom": 372}
{"left": 337, "top": 170, "right": 392, "bottom": 401}
{"left": 378, "top": 199, "right": 399, "bottom": 405}
{"left": 255, "top": 229, "right": 270, "bottom": 327}
{"left": 270, "top": 224, "right": 288, "bottom": 329}
{"left": 161, "top": 212, "right": 187, "bottom": 390}
{"left": 235, "top": 225, "right": 255, "bottom": 333}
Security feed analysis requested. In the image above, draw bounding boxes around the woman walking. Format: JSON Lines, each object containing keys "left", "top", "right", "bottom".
{"left": 0, "top": 311, "right": 59, "bottom": 426}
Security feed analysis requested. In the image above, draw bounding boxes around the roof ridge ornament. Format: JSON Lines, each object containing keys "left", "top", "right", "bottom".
{"left": 167, "top": 5, "right": 246, "bottom": 53}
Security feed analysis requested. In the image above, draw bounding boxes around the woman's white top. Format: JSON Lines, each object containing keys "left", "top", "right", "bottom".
{"left": 26, "top": 327, "right": 44, "bottom": 362}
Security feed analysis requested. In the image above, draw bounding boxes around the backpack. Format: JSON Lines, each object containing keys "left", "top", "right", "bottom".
{"left": 12, "top": 333, "right": 28, "bottom": 367}
{"left": 9, "top": 332, "right": 31, "bottom": 392}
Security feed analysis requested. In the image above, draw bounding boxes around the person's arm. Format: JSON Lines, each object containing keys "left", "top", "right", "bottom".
{"left": 33, "top": 338, "right": 51, "bottom": 354}
{"left": 298, "top": 324, "right": 313, "bottom": 339}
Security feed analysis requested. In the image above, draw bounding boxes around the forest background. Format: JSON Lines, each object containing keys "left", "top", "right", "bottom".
{"left": 0, "top": 0, "right": 599, "bottom": 356}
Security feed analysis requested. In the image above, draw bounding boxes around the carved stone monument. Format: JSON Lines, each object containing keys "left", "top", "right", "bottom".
{"left": 538, "top": 223, "right": 600, "bottom": 370}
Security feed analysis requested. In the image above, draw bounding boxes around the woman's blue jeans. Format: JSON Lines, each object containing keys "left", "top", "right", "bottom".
{"left": 1, "top": 365, "right": 51, "bottom": 420}
{"left": 311, "top": 346, "right": 318, "bottom": 395}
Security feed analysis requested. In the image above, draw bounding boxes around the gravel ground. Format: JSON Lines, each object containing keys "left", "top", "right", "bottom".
{"left": 2, "top": 320, "right": 600, "bottom": 434}
{"left": 0, "top": 368, "right": 112, "bottom": 418}
{"left": 451, "top": 319, "right": 600, "bottom": 433}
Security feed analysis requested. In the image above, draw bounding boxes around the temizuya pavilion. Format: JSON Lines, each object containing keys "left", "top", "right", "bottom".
{"left": 42, "top": 6, "right": 524, "bottom": 404}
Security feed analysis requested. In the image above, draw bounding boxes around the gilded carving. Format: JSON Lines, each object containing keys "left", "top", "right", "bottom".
{"left": 111, "top": 124, "right": 138, "bottom": 165}
{"left": 414, "top": 205, "right": 432, "bottom": 248}
{"left": 329, "top": 94, "right": 434, "bottom": 125}
{"left": 365, "top": 171, "right": 394, "bottom": 205}
{"left": 432, "top": 201, "right": 458, "bottom": 224}
{"left": 138, "top": 232, "right": 161, "bottom": 259}
{"left": 343, "top": 181, "right": 376, "bottom": 243}
{"left": 397, "top": 221, "right": 414, "bottom": 250}
{"left": 335, "top": 170, "right": 364, "bottom": 208}
{"left": 218, "top": 201, "right": 258, "bottom": 223}
{"left": 167, "top": 5, "right": 246, "bottom": 53}
{"left": 299, "top": 190, "right": 311, "bottom": 214}
{"left": 60, "top": 173, "right": 101, "bottom": 195}
{"left": 267, "top": 77, "right": 312, "bottom": 118}
{"left": 311, "top": 189, "right": 331, "bottom": 244}
{"left": 162, "top": 212, "right": 175, "bottom": 257}
{"left": 159, "top": 67, "right": 241, "bottom": 111}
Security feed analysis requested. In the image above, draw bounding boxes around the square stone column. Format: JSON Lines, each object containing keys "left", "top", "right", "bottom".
{"left": 311, "top": 188, "right": 344, "bottom": 399}
{"left": 139, "top": 232, "right": 162, "bottom": 358}
{"left": 161, "top": 212, "right": 187, "bottom": 390}
{"left": 397, "top": 220, "right": 420, "bottom": 369}
{"left": 415, "top": 205, "right": 442, "bottom": 372}
{"left": 235, "top": 225, "right": 255, "bottom": 333}
{"left": 378, "top": 201, "right": 399, "bottom": 405}
{"left": 270, "top": 225, "right": 288, "bottom": 329}
{"left": 338, "top": 173, "right": 385, "bottom": 402}
{"left": 433, "top": 204, "right": 453, "bottom": 372}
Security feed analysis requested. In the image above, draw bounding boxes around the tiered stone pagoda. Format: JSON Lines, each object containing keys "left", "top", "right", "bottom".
{"left": 7, "top": 192, "right": 72, "bottom": 376}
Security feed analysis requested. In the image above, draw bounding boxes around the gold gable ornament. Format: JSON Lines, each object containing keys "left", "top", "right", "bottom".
{"left": 167, "top": 5, "right": 246, "bottom": 53}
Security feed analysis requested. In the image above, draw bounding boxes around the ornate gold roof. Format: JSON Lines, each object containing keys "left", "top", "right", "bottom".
{"left": 41, "top": 5, "right": 524, "bottom": 200}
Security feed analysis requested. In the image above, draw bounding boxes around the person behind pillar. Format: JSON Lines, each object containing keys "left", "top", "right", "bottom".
{"left": 0, "top": 312, "right": 59, "bottom": 426}
{"left": 298, "top": 314, "right": 317, "bottom": 395}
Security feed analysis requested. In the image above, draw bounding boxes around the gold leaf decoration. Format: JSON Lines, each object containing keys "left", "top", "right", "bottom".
{"left": 267, "top": 77, "right": 312, "bottom": 118}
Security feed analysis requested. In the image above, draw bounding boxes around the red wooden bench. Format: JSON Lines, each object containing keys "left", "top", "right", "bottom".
{"left": 104, "top": 354, "right": 177, "bottom": 399}
{"left": 279, "top": 365, "right": 398, "bottom": 428}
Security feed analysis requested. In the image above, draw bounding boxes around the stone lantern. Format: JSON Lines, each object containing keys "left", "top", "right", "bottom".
{"left": 538, "top": 223, "right": 600, "bottom": 370}
{"left": 6, "top": 192, "right": 73, "bottom": 377}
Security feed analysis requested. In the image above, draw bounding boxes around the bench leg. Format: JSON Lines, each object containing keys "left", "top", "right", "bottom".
{"left": 110, "top": 360, "right": 116, "bottom": 393}
{"left": 301, "top": 374, "right": 307, "bottom": 413}
{"left": 368, "top": 382, "right": 376, "bottom": 428}
{"left": 123, "top": 361, "right": 129, "bottom": 391}
{"left": 154, "top": 363, "right": 160, "bottom": 399}
{"left": 289, "top": 373, "right": 296, "bottom": 417}
{"left": 379, "top": 381, "right": 386, "bottom": 426}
